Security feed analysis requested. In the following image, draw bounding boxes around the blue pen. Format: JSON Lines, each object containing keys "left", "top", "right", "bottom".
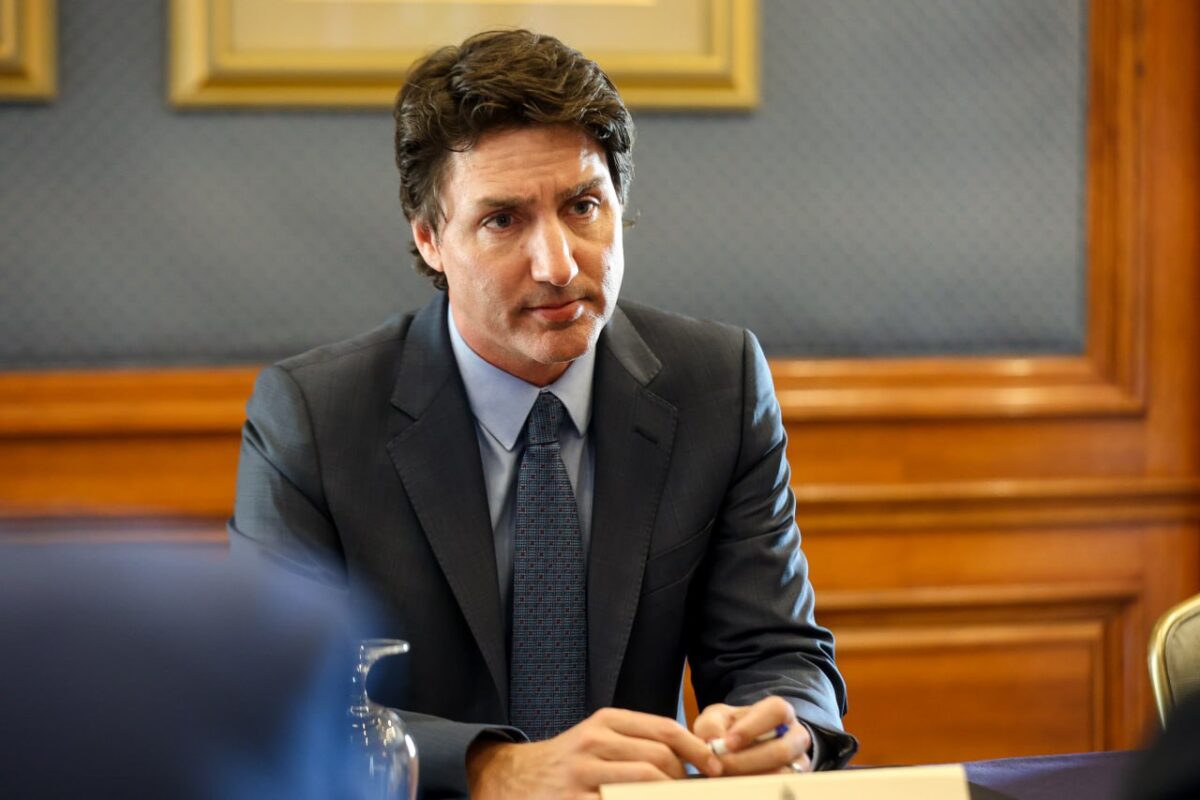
{"left": 708, "top": 723, "right": 790, "bottom": 756}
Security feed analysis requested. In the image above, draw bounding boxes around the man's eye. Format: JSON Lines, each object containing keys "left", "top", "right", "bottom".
{"left": 485, "top": 213, "right": 514, "bottom": 229}
{"left": 571, "top": 199, "right": 599, "bottom": 216}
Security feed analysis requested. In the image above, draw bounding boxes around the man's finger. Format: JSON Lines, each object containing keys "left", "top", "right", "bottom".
{"left": 691, "top": 703, "right": 740, "bottom": 741}
{"left": 577, "top": 728, "right": 688, "bottom": 780}
{"left": 722, "top": 696, "right": 796, "bottom": 751}
{"left": 719, "top": 725, "right": 812, "bottom": 776}
{"left": 596, "top": 708, "right": 723, "bottom": 776}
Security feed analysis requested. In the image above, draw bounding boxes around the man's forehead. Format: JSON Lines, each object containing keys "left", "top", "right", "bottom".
{"left": 443, "top": 126, "right": 613, "bottom": 206}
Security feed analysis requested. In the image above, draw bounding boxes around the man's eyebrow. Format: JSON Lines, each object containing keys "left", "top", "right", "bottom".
{"left": 556, "top": 177, "right": 605, "bottom": 203}
{"left": 473, "top": 177, "right": 605, "bottom": 211}
{"left": 477, "top": 194, "right": 535, "bottom": 210}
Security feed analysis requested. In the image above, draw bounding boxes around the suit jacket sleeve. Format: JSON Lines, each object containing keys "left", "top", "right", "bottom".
{"left": 228, "top": 365, "right": 523, "bottom": 797}
{"left": 685, "top": 330, "right": 857, "bottom": 769}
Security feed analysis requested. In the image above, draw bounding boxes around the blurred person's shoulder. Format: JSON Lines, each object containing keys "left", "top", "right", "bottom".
{"left": 0, "top": 544, "right": 374, "bottom": 800}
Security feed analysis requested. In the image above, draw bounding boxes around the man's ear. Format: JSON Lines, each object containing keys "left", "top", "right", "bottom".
{"left": 411, "top": 219, "right": 443, "bottom": 273}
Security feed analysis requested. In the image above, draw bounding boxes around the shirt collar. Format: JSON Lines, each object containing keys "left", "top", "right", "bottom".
{"left": 448, "top": 304, "right": 596, "bottom": 451}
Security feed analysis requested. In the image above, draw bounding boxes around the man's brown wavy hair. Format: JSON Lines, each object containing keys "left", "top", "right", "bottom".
{"left": 393, "top": 29, "right": 636, "bottom": 290}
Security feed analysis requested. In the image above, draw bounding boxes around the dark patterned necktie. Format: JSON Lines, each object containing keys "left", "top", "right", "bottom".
{"left": 509, "top": 391, "right": 587, "bottom": 740}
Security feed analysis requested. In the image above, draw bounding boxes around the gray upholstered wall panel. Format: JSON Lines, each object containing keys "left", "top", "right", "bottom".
{"left": 0, "top": 0, "right": 1086, "bottom": 367}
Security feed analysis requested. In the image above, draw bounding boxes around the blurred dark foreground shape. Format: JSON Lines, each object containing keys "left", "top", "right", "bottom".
{"left": 0, "top": 544, "right": 374, "bottom": 799}
{"left": 1122, "top": 689, "right": 1200, "bottom": 800}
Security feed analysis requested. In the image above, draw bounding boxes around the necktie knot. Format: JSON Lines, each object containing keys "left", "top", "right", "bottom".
{"left": 526, "top": 392, "right": 566, "bottom": 446}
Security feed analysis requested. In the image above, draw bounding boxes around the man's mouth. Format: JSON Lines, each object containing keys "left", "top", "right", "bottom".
{"left": 527, "top": 298, "right": 585, "bottom": 323}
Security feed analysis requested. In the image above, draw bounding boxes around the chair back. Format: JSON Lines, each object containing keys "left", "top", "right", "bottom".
{"left": 1149, "top": 592, "right": 1200, "bottom": 725}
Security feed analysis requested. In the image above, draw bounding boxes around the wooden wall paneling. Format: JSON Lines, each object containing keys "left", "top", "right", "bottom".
{"left": 801, "top": 514, "right": 1200, "bottom": 754}
{"left": 815, "top": 568, "right": 1143, "bottom": 763}
{"left": 0, "top": 368, "right": 257, "bottom": 435}
{"left": 0, "top": 369, "right": 251, "bottom": 519}
{"left": 786, "top": 420, "right": 1149, "bottom": 485}
{"left": 0, "top": 433, "right": 241, "bottom": 517}
{"left": 795, "top": 477, "right": 1200, "bottom": 533}
{"left": 1140, "top": 0, "right": 1200, "bottom": 476}
{"left": 834, "top": 621, "right": 1113, "bottom": 763}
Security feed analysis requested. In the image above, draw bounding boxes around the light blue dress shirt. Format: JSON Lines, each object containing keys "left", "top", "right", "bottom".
{"left": 446, "top": 307, "right": 596, "bottom": 630}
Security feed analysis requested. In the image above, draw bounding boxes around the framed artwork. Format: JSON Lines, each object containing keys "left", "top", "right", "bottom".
{"left": 169, "top": 0, "right": 758, "bottom": 109}
{"left": 0, "top": 0, "right": 56, "bottom": 101}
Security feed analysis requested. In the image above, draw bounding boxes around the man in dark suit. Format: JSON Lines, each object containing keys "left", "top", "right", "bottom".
{"left": 230, "top": 28, "right": 855, "bottom": 799}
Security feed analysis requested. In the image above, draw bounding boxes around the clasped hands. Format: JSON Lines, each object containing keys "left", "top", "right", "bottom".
{"left": 467, "top": 697, "right": 812, "bottom": 800}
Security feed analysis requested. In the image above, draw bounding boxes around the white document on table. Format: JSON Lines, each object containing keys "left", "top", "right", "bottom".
{"left": 600, "top": 764, "right": 970, "bottom": 800}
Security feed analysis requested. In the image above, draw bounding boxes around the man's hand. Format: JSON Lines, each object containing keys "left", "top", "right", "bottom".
{"left": 467, "top": 708, "right": 724, "bottom": 800}
{"left": 692, "top": 697, "right": 813, "bottom": 776}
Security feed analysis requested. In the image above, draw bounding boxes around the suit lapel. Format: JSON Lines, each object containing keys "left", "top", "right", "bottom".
{"left": 586, "top": 307, "right": 678, "bottom": 709}
{"left": 386, "top": 296, "right": 509, "bottom": 711}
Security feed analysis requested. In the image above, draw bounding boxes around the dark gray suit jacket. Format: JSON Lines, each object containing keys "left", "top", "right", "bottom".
{"left": 230, "top": 294, "right": 854, "bottom": 796}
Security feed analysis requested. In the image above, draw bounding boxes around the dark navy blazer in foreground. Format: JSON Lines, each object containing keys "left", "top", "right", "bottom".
{"left": 0, "top": 545, "right": 367, "bottom": 799}
{"left": 229, "top": 294, "right": 855, "bottom": 796}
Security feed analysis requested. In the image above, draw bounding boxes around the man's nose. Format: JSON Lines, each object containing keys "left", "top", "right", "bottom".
{"left": 529, "top": 219, "right": 579, "bottom": 286}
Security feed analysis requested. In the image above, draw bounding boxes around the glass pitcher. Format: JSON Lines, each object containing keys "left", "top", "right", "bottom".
{"left": 348, "top": 638, "right": 418, "bottom": 799}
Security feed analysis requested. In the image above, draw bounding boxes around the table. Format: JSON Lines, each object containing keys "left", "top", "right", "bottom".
{"left": 453, "top": 751, "right": 1143, "bottom": 799}
{"left": 965, "top": 751, "right": 1139, "bottom": 800}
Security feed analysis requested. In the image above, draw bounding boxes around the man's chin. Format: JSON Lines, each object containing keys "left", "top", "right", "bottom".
{"left": 526, "top": 328, "right": 598, "bottom": 366}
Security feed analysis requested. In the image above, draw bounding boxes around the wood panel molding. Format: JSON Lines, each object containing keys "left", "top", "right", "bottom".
{"left": 818, "top": 581, "right": 1142, "bottom": 615}
{"left": 0, "top": 514, "right": 228, "bottom": 545}
{"left": 838, "top": 620, "right": 1112, "bottom": 762}
{"left": 796, "top": 476, "right": 1200, "bottom": 531}
{"left": 0, "top": 433, "right": 241, "bottom": 516}
{"left": 826, "top": 579, "right": 1139, "bottom": 762}
{"left": 0, "top": 367, "right": 257, "bottom": 436}
{"left": 835, "top": 620, "right": 1109, "bottom": 657}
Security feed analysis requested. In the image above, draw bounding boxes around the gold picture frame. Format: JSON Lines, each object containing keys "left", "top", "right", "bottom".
{"left": 0, "top": 0, "right": 56, "bottom": 101}
{"left": 169, "top": 0, "right": 758, "bottom": 110}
